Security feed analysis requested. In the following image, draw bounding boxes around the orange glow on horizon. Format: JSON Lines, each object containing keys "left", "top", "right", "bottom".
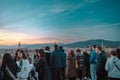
{"left": 0, "top": 38, "right": 59, "bottom": 45}
{"left": 0, "top": 31, "right": 55, "bottom": 45}
{"left": 0, "top": 30, "right": 68, "bottom": 45}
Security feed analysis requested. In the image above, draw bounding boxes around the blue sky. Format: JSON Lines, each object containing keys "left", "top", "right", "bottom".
{"left": 0, "top": 0, "right": 120, "bottom": 44}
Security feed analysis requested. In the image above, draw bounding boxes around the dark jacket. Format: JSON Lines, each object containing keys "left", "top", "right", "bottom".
{"left": 36, "top": 58, "right": 47, "bottom": 73}
{"left": 50, "top": 50, "right": 62, "bottom": 68}
{"left": 96, "top": 52, "right": 107, "bottom": 73}
{"left": 59, "top": 49, "right": 66, "bottom": 68}
{"left": 44, "top": 50, "right": 51, "bottom": 66}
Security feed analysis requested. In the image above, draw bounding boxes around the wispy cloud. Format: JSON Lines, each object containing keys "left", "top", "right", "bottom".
{"left": 84, "top": 0, "right": 100, "bottom": 3}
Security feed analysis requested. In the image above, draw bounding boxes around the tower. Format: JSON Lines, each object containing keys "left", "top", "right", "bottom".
{"left": 18, "top": 42, "right": 21, "bottom": 49}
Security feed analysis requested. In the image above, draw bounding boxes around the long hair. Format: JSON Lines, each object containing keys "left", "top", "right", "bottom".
{"left": 34, "top": 49, "right": 38, "bottom": 59}
{"left": 14, "top": 49, "right": 21, "bottom": 62}
{"left": 116, "top": 48, "right": 120, "bottom": 59}
{"left": 38, "top": 49, "right": 45, "bottom": 58}
{"left": 21, "top": 50, "right": 27, "bottom": 60}
{"left": 1, "top": 53, "right": 18, "bottom": 76}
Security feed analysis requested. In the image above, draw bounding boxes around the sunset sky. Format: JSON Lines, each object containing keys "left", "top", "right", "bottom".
{"left": 0, "top": 0, "right": 120, "bottom": 45}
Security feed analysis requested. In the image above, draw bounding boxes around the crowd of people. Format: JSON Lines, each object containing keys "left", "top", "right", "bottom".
{"left": 0, "top": 44, "right": 120, "bottom": 80}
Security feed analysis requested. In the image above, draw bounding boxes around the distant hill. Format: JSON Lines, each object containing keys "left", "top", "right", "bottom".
{"left": 64, "top": 39, "right": 120, "bottom": 48}
{"left": 0, "top": 39, "right": 120, "bottom": 49}
{"left": 0, "top": 43, "right": 64, "bottom": 49}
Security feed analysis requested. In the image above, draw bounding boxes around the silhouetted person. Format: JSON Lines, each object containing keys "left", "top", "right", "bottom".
{"left": 67, "top": 50, "right": 77, "bottom": 80}
{"left": 59, "top": 46, "right": 66, "bottom": 80}
{"left": 50, "top": 44, "right": 62, "bottom": 80}
{"left": 36, "top": 49, "right": 47, "bottom": 80}
{"left": 83, "top": 51, "right": 90, "bottom": 79}
{"left": 95, "top": 46, "right": 107, "bottom": 80}
{"left": 1, "top": 53, "right": 18, "bottom": 80}
{"left": 44, "top": 46, "right": 52, "bottom": 80}
{"left": 76, "top": 49, "right": 84, "bottom": 80}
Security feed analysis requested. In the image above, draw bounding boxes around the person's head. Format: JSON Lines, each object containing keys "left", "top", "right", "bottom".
{"left": 116, "top": 48, "right": 120, "bottom": 59}
{"left": 69, "top": 50, "right": 75, "bottom": 57}
{"left": 92, "top": 45, "right": 96, "bottom": 50}
{"left": 54, "top": 44, "right": 58, "bottom": 50}
{"left": 95, "top": 46, "right": 102, "bottom": 54}
{"left": 34, "top": 49, "right": 38, "bottom": 55}
{"left": 2, "top": 53, "right": 14, "bottom": 68}
{"left": 21, "top": 50, "right": 27, "bottom": 60}
{"left": 14, "top": 49, "right": 22, "bottom": 61}
{"left": 45, "top": 46, "right": 50, "bottom": 51}
{"left": 110, "top": 51, "right": 116, "bottom": 57}
{"left": 18, "top": 50, "right": 23, "bottom": 58}
{"left": 76, "top": 49, "right": 81, "bottom": 53}
{"left": 15, "top": 49, "right": 21, "bottom": 57}
{"left": 38, "top": 49, "right": 44, "bottom": 58}
{"left": 2, "top": 53, "right": 18, "bottom": 74}
{"left": 59, "top": 46, "right": 64, "bottom": 52}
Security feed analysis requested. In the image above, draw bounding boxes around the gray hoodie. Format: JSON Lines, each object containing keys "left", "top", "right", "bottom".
{"left": 105, "top": 56, "right": 120, "bottom": 78}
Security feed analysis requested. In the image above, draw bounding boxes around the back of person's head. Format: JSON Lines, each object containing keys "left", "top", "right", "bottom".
{"left": 92, "top": 45, "right": 96, "bottom": 50}
{"left": 38, "top": 49, "right": 45, "bottom": 57}
{"left": 76, "top": 49, "right": 81, "bottom": 53}
{"left": 116, "top": 48, "right": 120, "bottom": 59}
{"left": 92, "top": 45, "right": 96, "bottom": 48}
{"left": 54, "top": 44, "right": 58, "bottom": 50}
{"left": 45, "top": 46, "right": 50, "bottom": 51}
{"left": 2, "top": 53, "right": 18, "bottom": 75}
{"left": 70, "top": 50, "right": 75, "bottom": 57}
{"left": 59, "top": 46, "right": 64, "bottom": 52}
{"left": 2, "top": 53, "right": 14, "bottom": 68}
{"left": 110, "top": 51, "right": 116, "bottom": 56}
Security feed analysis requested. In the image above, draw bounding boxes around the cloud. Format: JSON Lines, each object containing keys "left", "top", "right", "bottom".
{"left": 85, "top": 0, "right": 100, "bottom": 3}
{"left": 49, "top": 2, "right": 86, "bottom": 15}
{"left": 50, "top": 8, "right": 65, "bottom": 14}
{"left": 49, "top": 4, "right": 70, "bottom": 14}
{"left": 0, "top": 39, "right": 4, "bottom": 41}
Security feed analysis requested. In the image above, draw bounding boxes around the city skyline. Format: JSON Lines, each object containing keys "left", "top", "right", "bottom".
{"left": 0, "top": 0, "right": 120, "bottom": 45}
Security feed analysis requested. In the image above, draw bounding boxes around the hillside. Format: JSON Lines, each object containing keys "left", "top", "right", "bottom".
{"left": 64, "top": 39, "right": 120, "bottom": 48}
{"left": 0, "top": 39, "right": 120, "bottom": 48}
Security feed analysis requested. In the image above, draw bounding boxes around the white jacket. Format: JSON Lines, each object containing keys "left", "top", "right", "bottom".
{"left": 17, "top": 59, "right": 30, "bottom": 79}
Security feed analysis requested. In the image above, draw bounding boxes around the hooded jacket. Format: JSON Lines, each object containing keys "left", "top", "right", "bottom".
{"left": 105, "top": 56, "right": 120, "bottom": 78}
